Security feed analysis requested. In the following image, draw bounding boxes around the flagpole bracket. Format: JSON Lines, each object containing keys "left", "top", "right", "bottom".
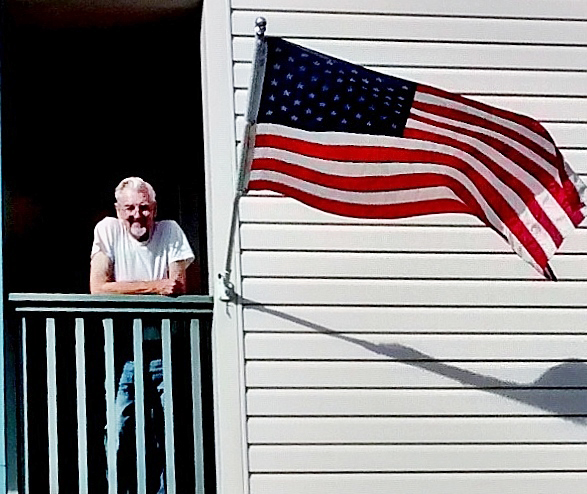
{"left": 217, "top": 272, "right": 235, "bottom": 302}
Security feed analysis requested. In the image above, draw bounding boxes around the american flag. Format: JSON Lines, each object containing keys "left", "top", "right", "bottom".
{"left": 245, "top": 37, "right": 587, "bottom": 278}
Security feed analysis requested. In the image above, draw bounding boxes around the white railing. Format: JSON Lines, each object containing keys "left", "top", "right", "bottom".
{"left": 7, "top": 293, "right": 214, "bottom": 494}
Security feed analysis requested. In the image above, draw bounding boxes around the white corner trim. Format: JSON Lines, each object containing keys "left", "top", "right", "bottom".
{"left": 200, "top": 0, "right": 250, "bottom": 493}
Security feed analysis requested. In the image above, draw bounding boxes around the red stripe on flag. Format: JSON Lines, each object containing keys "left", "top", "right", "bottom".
{"left": 411, "top": 102, "right": 567, "bottom": 195}
{"left": 555, "top": 149, "right": 587, "bottom": 226}
{"left": 403, "top": 126, "right": 549, "bottom": 266}
{"left": 254, "top": 133, "right": 410, "bottom": 162}
{"left": 254, "top": 131, "right": 553, "bottom": 270}
{"left": 412, "top": 99, "right": 557, "bottom": 168}
{"left": 248, "top": 179, "right": 472, "bottom": 219}
{"left": 255, "top": 132, "right": 543, "bottom": 242}
{"left": 408, "top": 112, "right": 565, "bottom": 246}
{"left": 250, "top": 156, "right": 490, "bottom": 223}
{"left": 414, "top": 90, "right": 586, "bottom": 228}
{"left": 254, "top": 132, "right": 528, "bottom": 226}
{"left": 417, "top": 84, "right": 553, "bottom": 144}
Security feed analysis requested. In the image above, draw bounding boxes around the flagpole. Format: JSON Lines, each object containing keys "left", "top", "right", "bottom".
{"left": 219, "top": 17, "right": 268, "bottom": 301}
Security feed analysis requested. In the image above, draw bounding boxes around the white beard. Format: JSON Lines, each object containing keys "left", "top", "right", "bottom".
{"left": 130, "top": 222, "right": 148, "bottom": 240}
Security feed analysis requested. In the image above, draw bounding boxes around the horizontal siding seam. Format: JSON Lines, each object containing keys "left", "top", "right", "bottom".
{"left": 232, "top": 8, "right": 587, "bottom": 23}
{"left": 247, "top": 441, "right": 587, "bottom": 446}
{"left": 232, "top": 33, "right": 587, "bottom": 48}
{"left": 245, "top": 414, "right": 587, "bottom": 418}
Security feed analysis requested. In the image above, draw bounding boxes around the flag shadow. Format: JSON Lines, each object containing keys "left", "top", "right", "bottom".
{"left": 238, "top": 295, "right": 587, "bottom": 425}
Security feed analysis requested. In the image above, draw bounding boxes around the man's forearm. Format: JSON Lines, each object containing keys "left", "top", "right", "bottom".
{"left": 90, "top": 252, "right": 187, "bottom": 295}
{"left": 91, "top": 280, "right": 171, "bottom": 295}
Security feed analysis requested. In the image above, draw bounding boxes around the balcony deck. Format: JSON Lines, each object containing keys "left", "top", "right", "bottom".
{"left": 6, "top": 293, "right": 214, "bottom": 494}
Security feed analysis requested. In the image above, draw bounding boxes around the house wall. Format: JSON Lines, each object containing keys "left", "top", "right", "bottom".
{"left": 202, "top": 1, "right": 587, "bottom": 493}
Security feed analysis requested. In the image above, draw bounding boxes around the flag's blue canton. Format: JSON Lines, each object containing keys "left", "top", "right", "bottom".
{"left": 257, "top": 37, "right": 417, "bottom": 137}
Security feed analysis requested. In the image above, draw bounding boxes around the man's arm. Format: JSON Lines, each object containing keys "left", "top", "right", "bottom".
{"left": 168, "top": 259, "right": 191, "bottom": 294}
{"left": 90, "top": 251, "right": 186, "bottom": 295}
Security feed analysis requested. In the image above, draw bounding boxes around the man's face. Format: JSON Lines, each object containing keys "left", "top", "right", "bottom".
{"left": 115, "top": 188, "right": 156, "bottom": 241}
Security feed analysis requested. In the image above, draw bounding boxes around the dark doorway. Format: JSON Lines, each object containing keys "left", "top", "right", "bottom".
{"left": 2, "top": 3, "right": 207, "bottom": 294}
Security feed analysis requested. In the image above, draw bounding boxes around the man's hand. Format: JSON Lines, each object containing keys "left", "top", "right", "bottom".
{"left": 154, "top": 277, "right": 185, "bottom": 296}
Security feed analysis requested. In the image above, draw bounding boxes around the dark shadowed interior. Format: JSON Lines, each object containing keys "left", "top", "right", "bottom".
{"left": 2, "top": 1, "right": 207, "bottom": 293}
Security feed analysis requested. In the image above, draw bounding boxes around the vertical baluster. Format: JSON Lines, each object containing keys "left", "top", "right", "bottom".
{"left": 161, "top": 318, "right": 176, "bottom": 494}
{"left": 133, "top": 318, "right": 147, "bottom": 494}
{"left": 46, "top": 318, "right": 59, "bottom": 494}
{"left": 22, "top": 317, "right": 30, "bottom": 494}
{"left": 190, "top": 318, "right": 205, "bottom": 494}
{"left": 103, "top": 318, "right": 117, "bottom": 494}
{"left": 75, "top": 318, "right": 89, "bottom": 494}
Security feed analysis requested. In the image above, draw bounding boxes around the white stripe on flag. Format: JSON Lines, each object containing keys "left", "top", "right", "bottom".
{"left": 410, "top": 106, "right": 574, "bottom": 236}
{"left": 249, "top": 168, "right": 464, "bottom": 206}
{"left": 253, "top": 145, "right": 519, "bottom": 241}
{"left": 254, "top": 123, "right": 557, "bottom": 255}
{"left": 249, "top": 165, "right": 538, "bottom": 272}
{"left": 413, "top": 91, "right": 557, "bottom": 156}
{"left": 406, "top": 118, "right": 557, "bottom": 253}
{"left": 408, "top": 114, "right": 574, "bottom": 235}
{"left": 409, "top": 107, "right": 560, "bottom": 182}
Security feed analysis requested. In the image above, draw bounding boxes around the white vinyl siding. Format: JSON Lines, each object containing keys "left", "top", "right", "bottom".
{"left": 208, "top": 1, "right": 587, "bottom": 492}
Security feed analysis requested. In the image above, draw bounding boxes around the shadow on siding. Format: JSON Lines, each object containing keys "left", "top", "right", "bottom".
{"left": 239, "top": 295, "right": 587, "bottom": 424}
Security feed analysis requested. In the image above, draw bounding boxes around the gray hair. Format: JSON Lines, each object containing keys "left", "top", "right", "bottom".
{"left": 114, "top": 177, "right": 156, "bottom": 204}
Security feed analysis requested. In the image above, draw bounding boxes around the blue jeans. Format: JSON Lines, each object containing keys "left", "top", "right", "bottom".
{"left": 115, "top": 358, "right": 166, "bottom": 494}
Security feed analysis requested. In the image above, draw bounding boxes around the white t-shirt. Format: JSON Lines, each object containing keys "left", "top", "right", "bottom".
{"left": 91, "top": 217, "right": 195, "bottom": 281}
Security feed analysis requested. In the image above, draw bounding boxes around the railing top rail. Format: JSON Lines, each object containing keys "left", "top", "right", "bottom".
{"left": 8, "top": 293, "right": 214, "bottom": 314}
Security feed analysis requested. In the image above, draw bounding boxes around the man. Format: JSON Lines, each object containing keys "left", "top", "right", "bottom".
{"left": 90, "top": 177, "right": 193, "bottom": 295}
{"left": 90, "top": 177, "right": 195, "bottom": 493}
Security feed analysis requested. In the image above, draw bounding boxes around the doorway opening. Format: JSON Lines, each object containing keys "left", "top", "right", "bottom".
{"left": 2, "top": 4, "right": 208, "bottom": 294}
